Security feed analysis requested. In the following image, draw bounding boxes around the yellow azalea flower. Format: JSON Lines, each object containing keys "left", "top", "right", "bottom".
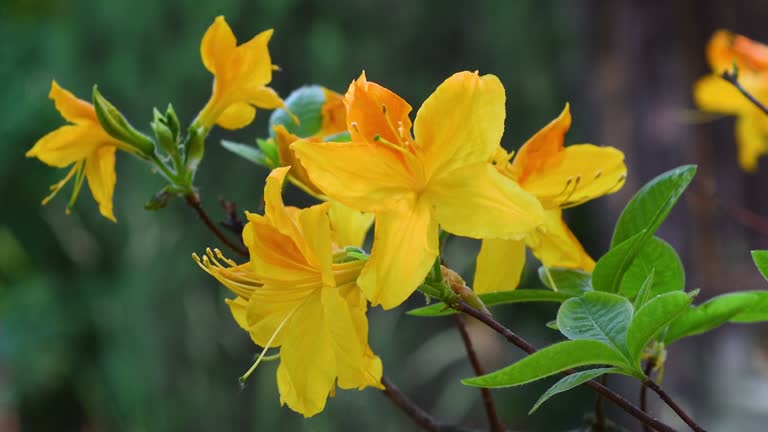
{"left": 196, "top": 16, "right": 285, "bottom": 130}
{"left": 474, "top": 104, "right": 626, "bottom": 293}
{"left": 694, "top": 30, "right": 768, "bottom": 172}
{"left": 293, "top": 71, "right": 545, "bottom": 309}
{"left": 26, "top": 81, "right": 130, "bottom": 222}
{"left": 194, "top": 167, "right": 381, "bottom": 417}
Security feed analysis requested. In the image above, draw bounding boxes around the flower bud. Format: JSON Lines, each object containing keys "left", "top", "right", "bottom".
{"left": 92, "top": 86, "right": 155, "bottom": 157}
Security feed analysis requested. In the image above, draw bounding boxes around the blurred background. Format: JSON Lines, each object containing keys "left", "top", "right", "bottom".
{"left": 3, "top": 0, "right": 768, "bottom": 430}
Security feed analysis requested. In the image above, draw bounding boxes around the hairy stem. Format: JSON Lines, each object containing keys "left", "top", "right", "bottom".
{"left": 644, "top": 379, "right": 705, "bottom": 432}
{"left": 185, "top": 194, "right": 248, "bottom": 257}
{"left": 641, "top": 361, "right": 655, "bottom": 432}
{"left": 381, "top": 376, "right": 475, "bottom": 432}
{"left": 453, "top": 315, "right": 506, "bottom": 432}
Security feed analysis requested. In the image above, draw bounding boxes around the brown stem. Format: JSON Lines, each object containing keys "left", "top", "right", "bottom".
{"left": 641, "top": 361, "right": 655, "bottom": 432}
{"left": 452, "top": 315, "right": 506, "bottom": 432}
{"left": 721, "top": 69, "right": 768, "bottom": 115}
{"left": 594, "top": 375, "right": 608, "bottom": 431}
{"left": 185, "top": 194, "right": 248, "bottom": 257}
{"left": 644, "top": 380, "right": 705, "bottom": 432}
{"left": 454, "top": 302, "right": 678, "bottom": 432}
{"left": 381, "top": 376, "right": 476, "bottom": 432}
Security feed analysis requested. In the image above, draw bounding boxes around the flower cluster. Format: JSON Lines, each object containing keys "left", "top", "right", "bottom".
{"left": 28, "top": 15, "right": 627, "bottom": 418}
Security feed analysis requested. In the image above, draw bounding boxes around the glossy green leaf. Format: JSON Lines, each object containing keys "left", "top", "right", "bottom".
{"left": 537, "top": 267, "right": 592, "bottom": 294}
{"left": 633, "top": 269, "right": 655, "bottom": 310}
{"left": 728, "top": 291, "right": 768, "bottom": 323}
{"left": 752, "top": 251, "right": 768, "bottom": 282}
{"left": 626, "top": 291, "right": 692, "bottom": 363}
{"left": 611, "top": 165, "right": 697, "bottom": 247}
{"left": 462, "top": 340, "right": 629, "bottom": 388}
{"left": 407, "top": 289, "right": 572, "bottom": 317}
{"left": 269, "top": 85, "right": 326, "bottom": 138}
{"left": 529, "top": 368, "right": 620, "bottom": 414}
{"left": 665, "top": 292, "right": 758, "bottom": 343}
{"left": 591, "top": 231, "right": 645, "bottom": 293}
{"left": 620, "top": 237, "right": 685, "bottom": 300}
{"left": 221, "top": 140, "right": 267, "bottom": 166}
{"left": 556, "top": 291, "right": 633, "bottom": 359}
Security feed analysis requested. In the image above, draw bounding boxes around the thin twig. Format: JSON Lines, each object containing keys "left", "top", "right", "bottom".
{"left": 381, "top": 376, "right": 476, "bottom": 432}
{"left": 644, "top": 380, "right": 705, "bottom": 432}
{"left": 185, "top": 194, "right": 248, "bottom": 257}
{"left": 453, "top": 315, "right": 506, "bottom": 432}
{"left": 453, "top": 302, "right": 679, "bottom": 432}
{"left": 594, "top": 375, "right": 608, "bottom": 431}
{"left": 721, "top": 69, "right": 768, "bottom": 115}
{"left": 641, "top": 361, "right": 655, "bottom": 432}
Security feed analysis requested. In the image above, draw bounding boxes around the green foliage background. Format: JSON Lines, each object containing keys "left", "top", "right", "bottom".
{"left": 3, "top": 0, "right": 768, "bottom": 431}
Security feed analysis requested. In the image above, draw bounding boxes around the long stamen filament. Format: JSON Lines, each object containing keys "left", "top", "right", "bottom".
{"left": 239, "top": 307, "right": 296, "bottom": 385}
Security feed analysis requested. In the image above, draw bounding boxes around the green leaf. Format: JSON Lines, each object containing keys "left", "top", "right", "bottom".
{"left": 611, "top": 165, "right": 697, "bottom": 247}
{"left": 665, "top": 292, "right": 758, "bottom": 343}
{"left": 221, "top": 140, "right": 267, "bottom": 166}
{"left": 462, "top": 340, "right": 629, "bottom": 388}
{"left": 538, "top": 267, "right": 592, "bottom": 294}
{"left": 633, "top": 269, "right": 655, "bottom": 310}
{"left": 529, "top": 368, "right": 620, "bottom": 414}
{"left": 626, "top": 291, "right": 692, "bottom": 363}
{"left": 269, "top": 85, "right": 326, "bottom": 138}
{"left": 256, "top": 138, "right": 280, "bottom": 168}
{"left": 752, "top": 251, "right": 768, "bottom": 282}
{"left": 407, "top": 289, "right": 572, "bottom": 317}
{"left": 592, "top": 231, "right": 645, "bottom": 293}
{"left": 556, "top": 291, "right": 633, "bottom": 358}
{"left": 727, "top": 291, "right": 768, "bottom": 323}
{"left": 620, "top": 237, "right": 685, "bottom": 300}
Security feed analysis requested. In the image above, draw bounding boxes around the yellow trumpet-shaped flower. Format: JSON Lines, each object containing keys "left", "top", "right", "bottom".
{"left": 694, "top": 30, "right": 768, "bottom": 172}
{"left": 474, "top": 104, "right": 626, "bottom": 293}
{"left": 196, "top": 16, "right": 285, "bottom": 131}
{"left": 26, "top": 81, "right": 127, "bottom": 222}
{"left": 194, "top": 167, "right": 381, "bottom": 417}
{"left": 293, "top": 71, "right": 545, "bottom": 309}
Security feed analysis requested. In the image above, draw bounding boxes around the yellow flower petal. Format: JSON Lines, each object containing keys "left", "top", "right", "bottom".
{"left": 244, "top": 85, "right": 284, "bottom": 110}
{"left": 216, "top": 102, "right": 256, "bottom": 130}
{"left": 292, "top": 139, "right": 419, "bottom": 212}
{"left": 693, "top": 75, "right": 764, "bottom": 115}
{"left": 473, "top": 239, "right": 526, "bottom": 294}
{"left": 517, "top": 144, "right": 626, "bottom": 209}
{"left": 319, "top": 88, "right": 347, "bottom": 136}
{"left": 426, "top": 162, "right": 544, "bottom": 240}
{"left": 345, "top": 72, "right": 413, "bottom": 145}
{"left": 414, "top": 71, "right": 506, "bottom": 177}
{"left": 243, "top": 215, "right": 318, "bottom": 282}
{"left": 274, "top": 125, "right": 324, "bottom": 196}
{"left": 85, "top": 145, "right": 117, "bottom": 222}
{"left": 321, "top": 285, "right": 382, "bottom": 389}
{"left": 508, "top": 104, "right": 572, "bottom": 183}
{"left": 735, "top": 115, "right": 768, "bottom": 173}
{"left": 328, "top": 201, "right": 374, "bottom": 248}
{"left": 26, "top": 125, "right": 103, "bottom": 167}
{"left": 225, "top": 296, "right": 250, "bottom": 331}
{"left": 276, "top": 290, "right": 337, "bottom": 417}
{"left": 245, "top": 283, "right": 315, "bottom": 348}
{"left": 357, "top": 198, "right": 438, "bottom": 309}
{"left": 49, "top": 81, "right": 96, "bottom": 124}
{"left": 200, "top": 16, "right": 236, "bottom": 74}
{"left": 295, "top": 202, "right": 335, "bottom": 287}
{"left": 527, "top": 209, "right": 595, "bottom": 271}
{"left": 236, "top": 28, "right": 275, "bottom": 85}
